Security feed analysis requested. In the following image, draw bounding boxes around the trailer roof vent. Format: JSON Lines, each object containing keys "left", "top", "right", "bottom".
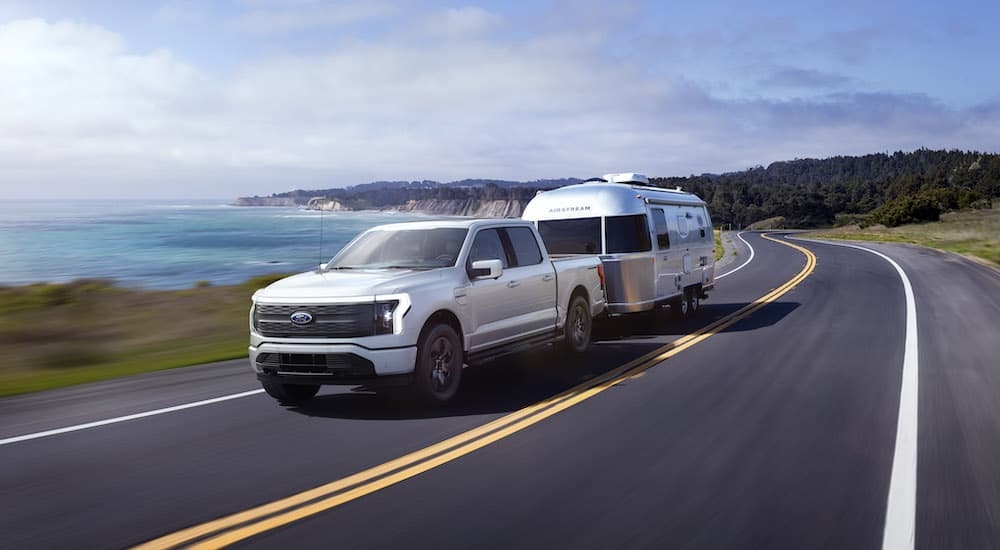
{"left": 603, "top": 172, "right": 650, "bottom": 185}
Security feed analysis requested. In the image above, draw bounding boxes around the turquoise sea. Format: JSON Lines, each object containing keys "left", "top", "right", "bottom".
{"left": 0, "top": 200, "right": 430, "bottom": 289}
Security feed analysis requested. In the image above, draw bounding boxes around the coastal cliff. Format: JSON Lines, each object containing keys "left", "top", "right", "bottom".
{"left": 305, "top": 198, "right": 528, "bottom": 217}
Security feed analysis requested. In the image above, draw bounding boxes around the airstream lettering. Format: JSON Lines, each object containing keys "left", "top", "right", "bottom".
{"left": 522, "top": 173, "right": 715, "bottom": 317}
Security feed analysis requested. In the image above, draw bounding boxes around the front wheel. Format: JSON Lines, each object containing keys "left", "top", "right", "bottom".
{"left": 563, "top": 295, "right": 592, "bottom": 354}
{"left": 412, "top": 323, "right": 463, "bottom": 404}
{"left": 261, "top": 380, "right": 319, "bottom": 405}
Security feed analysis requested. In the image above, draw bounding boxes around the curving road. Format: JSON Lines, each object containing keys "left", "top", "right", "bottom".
{"left": 1, "top": 233, "right": 998, "bottom": 549}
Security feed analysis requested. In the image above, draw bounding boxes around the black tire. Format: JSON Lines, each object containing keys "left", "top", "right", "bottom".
{"left": 412, "top": 323, "right": 463, "bottom": 404}
{"left": 673, "top": 291, "right": 690, "bottom": 319}
{"left": 685, "top": 287, "right": 700, "bottom": 318}
{"left": 563, "top": 295, "right": 592, "bottom": 354}
{"left": 261, "top": 380, "right": 319, "bottom": 405}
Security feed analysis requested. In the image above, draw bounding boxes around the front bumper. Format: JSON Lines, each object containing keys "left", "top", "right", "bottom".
{"left": 249, "top": 341, "right": 418, "bottom": 385}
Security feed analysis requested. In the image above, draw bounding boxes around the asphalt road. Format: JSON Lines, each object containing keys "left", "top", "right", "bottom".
{"left": 1, "top": 233, "right": 997, "bottom": 549}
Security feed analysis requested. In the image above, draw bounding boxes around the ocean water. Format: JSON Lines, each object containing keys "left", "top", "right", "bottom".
{"left": 0, "top": 200, "right": 432, "bottom": 289}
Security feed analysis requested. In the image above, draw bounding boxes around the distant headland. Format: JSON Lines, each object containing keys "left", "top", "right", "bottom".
{"left": 233, "top": 150, "right": 999, "bottom": 227}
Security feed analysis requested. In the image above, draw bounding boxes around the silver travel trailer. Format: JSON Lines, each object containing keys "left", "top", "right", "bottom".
{"left": 522, "top": 173, "right": 715, "bottom": 316}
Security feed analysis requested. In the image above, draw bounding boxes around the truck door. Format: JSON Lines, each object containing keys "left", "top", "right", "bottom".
{"left": 501, "top": 226, "right": 557, "bottom": 337}
{"left": 676, "top": 211, "right": 693, "bottom": 282}
{"left": 465, "top": 228, "right": 516, "bottom": 351}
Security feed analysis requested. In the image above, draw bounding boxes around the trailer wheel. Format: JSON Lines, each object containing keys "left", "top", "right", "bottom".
{"left": 563, "top": 295, "right": 592, "bottom": 354}
{"left": 686, "top": 287, "right": 700, "bottom": 318}
{"left": 261, "top": 380, "right": 319, "bottom": 405}
{"left": 673, "top": 292, "right": 690, "bottom": 319}
{"left": 413, "top": 323, "right": 463, "bottom": 404}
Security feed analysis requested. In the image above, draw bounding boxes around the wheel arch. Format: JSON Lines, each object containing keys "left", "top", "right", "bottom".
{"left": 419, "top": 309, "right": 465, "bottom": 352}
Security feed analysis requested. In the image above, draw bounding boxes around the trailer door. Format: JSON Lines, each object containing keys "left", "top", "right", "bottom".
{"left": 650, "top": 207, "right": 677, "bottom": 301}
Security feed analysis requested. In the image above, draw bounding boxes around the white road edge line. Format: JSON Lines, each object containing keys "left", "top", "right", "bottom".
{"left": 0, "top": 389, "right": 265, "bottom": 447}
{"left": 715, "top": 231, "right": 755, "bottom": 280}
{"left": 794, "top": 237, "right": 918, "bottom": 550}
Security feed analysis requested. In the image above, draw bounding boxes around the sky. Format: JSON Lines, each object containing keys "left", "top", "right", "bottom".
{"left": 1, "top": 0, "right": 998, "bottom": 200}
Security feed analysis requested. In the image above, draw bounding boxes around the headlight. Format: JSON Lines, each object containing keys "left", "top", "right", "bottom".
{"left": 374, "top": 300, "right": 399, "bottom": 335}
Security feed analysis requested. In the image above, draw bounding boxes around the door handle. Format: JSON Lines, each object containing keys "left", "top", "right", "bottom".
{"left": 542, "top": 274, "right": 554, "bottom": 281}
{"left": 507, "top": 280, "right": 520, "bottom": 288}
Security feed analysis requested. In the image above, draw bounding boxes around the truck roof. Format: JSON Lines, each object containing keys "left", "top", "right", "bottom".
{"left": 523, "top": 181, "right": 705, "bottom": 220}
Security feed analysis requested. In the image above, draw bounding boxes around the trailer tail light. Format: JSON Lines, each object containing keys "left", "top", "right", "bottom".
{"left": 597, "top": 263, "right": 605, "bottom": 290}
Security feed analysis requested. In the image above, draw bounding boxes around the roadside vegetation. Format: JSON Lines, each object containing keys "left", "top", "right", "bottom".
{"left": 0, "top": 274, "right": 289, "bottom": 397}
{"left": 713, "top": 229, "right": 723, "bottom": 261}
{"left": 809, "top": 204, "right": 1000, "bottom": 266}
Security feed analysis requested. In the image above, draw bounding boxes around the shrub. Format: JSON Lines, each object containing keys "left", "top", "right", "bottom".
{"left": 868, "top": 188, "right": 986, "bottom": 227}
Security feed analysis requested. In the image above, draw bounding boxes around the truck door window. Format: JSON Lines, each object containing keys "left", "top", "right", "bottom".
{"left": 537, "top": 217, "right": 601, "bottom": 254}
{"left": 606, "top": 214, "right": 652, "bottom": 253}
{"left": 469, "top": 229, "right": 509, "bottom": 268}
{"left": 651, "top": 208, "right": 670, "bottom": 249}
{"left": 504, "top": 227, "right": 543, "bottom": 266}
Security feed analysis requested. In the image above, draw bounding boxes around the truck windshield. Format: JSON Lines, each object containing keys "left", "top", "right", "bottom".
{"left": 328, "top": 227, "right": 468, "bottom": 270}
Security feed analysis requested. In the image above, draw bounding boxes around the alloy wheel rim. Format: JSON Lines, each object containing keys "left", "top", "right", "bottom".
{"left": 430, "top": 336, "right": 453, "bottom": 391}
{"left": 571, "top": 304, "right": 586, "bottom": 346}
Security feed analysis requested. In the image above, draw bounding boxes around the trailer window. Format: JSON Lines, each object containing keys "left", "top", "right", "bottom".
{"left": 606, "top": 214, "right": 652, "bottom": 253}
{"left": 537, "top": 218, "right": 601, "bottom": 255}
{"left": 651, "top": 208, "right": 670, "bottom": 249}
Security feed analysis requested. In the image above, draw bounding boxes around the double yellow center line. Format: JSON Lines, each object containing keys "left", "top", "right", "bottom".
{"left": 137, "top": 233, "right": 816, "bottom": 549}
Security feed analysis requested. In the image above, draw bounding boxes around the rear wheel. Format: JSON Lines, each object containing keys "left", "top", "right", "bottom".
{"left": 412, "top": 323, "right": 463, "bottom": 404}
{"left": 685, "top": 287, "right": 700, "bottom": 318}
{"left": 673, "top": 292, "right": 690, "bottom": 319}
{"left": 261, "top": 380, "right": 319, "bottom": 405}
{"left": 563, "top": 295, "right": 592, "bottom": 354}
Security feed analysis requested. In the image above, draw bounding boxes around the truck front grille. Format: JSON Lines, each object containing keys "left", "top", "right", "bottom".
{"left": 254, "top": 304, "right": 375, "bottom": 338}
{"left": 256, "top": 352, "right": 375, "bottom": 377}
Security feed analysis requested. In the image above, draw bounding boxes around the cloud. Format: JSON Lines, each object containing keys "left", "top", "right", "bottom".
{"left": 814, "top": 26, "right": 885, "bottom": 65}
{"left": 0, "top": 13, "right": 996, "bottom": 199}
{"left": 234, "top": 0, "right": 395, "bottom": 34}
{"left": 412, "top": 6, "right": 500, "bottom": 38}
{"left": 758, "top": 67, "right": 855, "bottom": 91}
{"left": 0, "top": 18, "right": 202, "bottom": 144}
{"left": 153, "top": 0, "right": 208, "bottom": 25}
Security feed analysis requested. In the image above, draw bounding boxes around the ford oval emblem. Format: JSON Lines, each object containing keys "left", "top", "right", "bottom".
{"left": 290, "top": 311, "right": 314, "bottom": 325}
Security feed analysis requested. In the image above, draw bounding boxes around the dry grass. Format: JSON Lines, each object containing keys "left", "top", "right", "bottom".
{"left": 0, "top": 274, "right": 290, "bottom": 397}
{"left": 809, "top": 205, "right": 1000, "bottom": 266}
{"left": 749, "top": 216, "right": 787, "bottom": 230}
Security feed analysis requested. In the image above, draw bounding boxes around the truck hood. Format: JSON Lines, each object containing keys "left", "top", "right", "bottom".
{"left": 253, "top": 268, "right": 451, "bottom": 301}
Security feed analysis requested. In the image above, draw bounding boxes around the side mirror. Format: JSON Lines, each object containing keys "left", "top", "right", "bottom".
{"left": 319, "top": 262, "right": 329, "bottom": 271}
{"left": 469, "top": 259, "right": 503, "bottom": 280}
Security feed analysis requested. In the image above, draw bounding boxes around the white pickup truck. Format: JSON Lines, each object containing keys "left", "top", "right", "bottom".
{"left": 249, "top": 219, "right": 606, "bottom": 404}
